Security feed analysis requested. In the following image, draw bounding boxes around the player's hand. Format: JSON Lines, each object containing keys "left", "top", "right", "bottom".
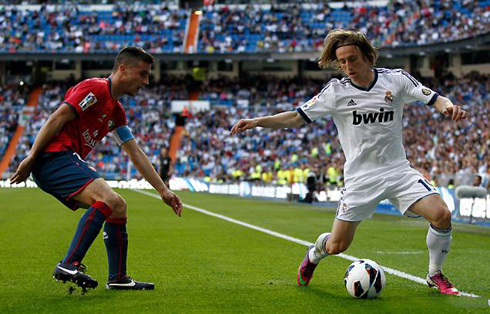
{"left": 441, "top": 103, "right": 467, "bottom": 122}
{"left": 230, "top": 119, "right": 258, "bottom": 136}
{"left": 161, "top": 189, "right": 183, "bottom": 217}
{"left": 10, "top": 156, "right": 35, "bottom": 184}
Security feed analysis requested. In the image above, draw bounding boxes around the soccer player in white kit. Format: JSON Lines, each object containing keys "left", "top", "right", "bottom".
{"left": 230, "top": 29, "right": 467, "bottom": 295}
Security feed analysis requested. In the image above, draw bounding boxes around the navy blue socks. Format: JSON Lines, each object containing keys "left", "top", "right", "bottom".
{"left": 103, "top": 217, "right": 128, "bottom": 282}
{"left": 62, "top": 201, "right": 112, "bottom": 265}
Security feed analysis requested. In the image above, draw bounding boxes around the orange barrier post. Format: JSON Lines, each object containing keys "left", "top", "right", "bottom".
{"left": 0, "top": 87, "right": 42, "bottom": 177}
{"left": 184, "top": 11, "right": 201, "bottom": 53}
{"left": 168, "top": 126, "right": 185, "bottom": 163}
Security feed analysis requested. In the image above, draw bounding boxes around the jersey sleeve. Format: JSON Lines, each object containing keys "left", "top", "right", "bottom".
{"left": 113, "top": 102, "right": 128, "bottom": 128}
{"left": 63, "top": 80, "right": 107, "bottom": 117}
{"left": 398, "top": 70, "right": 438, "bottom": 106}
{"left": 296, "top": 80, "right": 337, "bottom": 123}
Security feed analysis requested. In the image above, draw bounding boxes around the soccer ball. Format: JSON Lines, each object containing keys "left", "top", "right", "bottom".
{"left": 344, "top": 259, "right": 386, "bottom": 298}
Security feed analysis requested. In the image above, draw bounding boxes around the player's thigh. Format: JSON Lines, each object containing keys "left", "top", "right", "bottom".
{"left": 387, "top": 169, "right": 450, "bottom": 227}
{"left": 326, "top": 218, "right": 361, "bottom": 254}
{"left": 408, "top": 194, "right": 451, "bottom": 227}
{"left": 72, "top": 178, "right": 125, "bottom": 213}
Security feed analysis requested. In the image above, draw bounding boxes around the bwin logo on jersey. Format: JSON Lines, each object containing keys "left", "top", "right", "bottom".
{"left": 353, "top": 108, "right": 394, "bottom": 125}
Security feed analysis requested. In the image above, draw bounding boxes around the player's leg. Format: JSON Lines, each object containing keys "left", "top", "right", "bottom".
{"left": 408, "top": 194, "right": 459, "bottom": 295}
{"left": 62, "top": 178, "right": 122, "bottom": 265}
{"left": 297, "top": 219, "right": 360, "bottom": 286}
{"left": 74, "top": 180, "right": 154, "bottom": 290}
{"left": 52, "top": 178, "right": 117, "bottom": 290}
{"left": 391, "top": 168, "right": 458, "bottom": 295}
{"left": 409, "top": 195, "right": 452, "bottom": 276}
{"left": 297, "top": 184, "right": 381, "bottom": 286}
{"left": 102, "top": 194, "right": 128, "bottom": 284}
{"left": 324, "top": 218, "right": 361, "bottom": 255}
{"left": 31, "top": 151, "right": 109, "bottom": 290}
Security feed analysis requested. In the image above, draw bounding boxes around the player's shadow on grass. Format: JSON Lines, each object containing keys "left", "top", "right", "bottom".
{"left": 297, "top": 285, "right": 387, "bottom": 303}
{"left": 296, "top": 285, "right": 338, "bottom": 299}
{"left": 47, "top": 289, "right": 115, "bottom": 301}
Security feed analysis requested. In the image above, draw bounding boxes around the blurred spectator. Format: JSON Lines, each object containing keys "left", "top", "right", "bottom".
{"left": 473, "top": 174, "right": 483, "bottom": 187}
{"left": 0, "top": 83, "right": 29, "bottom": 162}
{"left": 158, "top": 147, "right": 172, "bottom": 187}
{"left": 5, "top": 72, "right": 490, "bottom": 189}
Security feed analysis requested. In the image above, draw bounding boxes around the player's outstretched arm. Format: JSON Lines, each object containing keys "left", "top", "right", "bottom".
{"left": 433, "top": 96, "right": 468, "bottom": 122}
{"left": 230, "top": 111, "right": 305, "bottom": 136}
{"left": 10, "top": 104, "right": 76, "bottom": 184}
{"left": 121, "top": 139, "right": 183, "bottom": 217}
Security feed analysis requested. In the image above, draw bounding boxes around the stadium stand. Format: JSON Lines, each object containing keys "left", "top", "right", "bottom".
{"left": 198, "top": 2, "right": 490, "bottom": 53}
{"left": 0, "top": 4, "right": 188, "bottom": 53}
{"left": 0, "top": 2, "right": 488, "bottom": 53}
{"left": 0, "top": 84, "right": 28, "bottom": 161}
{"left": 4, "top": 72, "right": 489, "bottom": 188}
{"left": 1, "top": 1, "right": 489, "bottom": 190}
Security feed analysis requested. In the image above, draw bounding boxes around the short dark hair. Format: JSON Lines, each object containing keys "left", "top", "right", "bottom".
{"left": 113, "top": 46, "right": 154, "bottom": 72}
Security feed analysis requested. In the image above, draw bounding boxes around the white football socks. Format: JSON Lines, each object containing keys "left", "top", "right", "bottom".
{"left": 426, "top": 224, "right": 452, "bottom": 276}
{"left": 308, "top": 232, "right": 331, "bottom": 264}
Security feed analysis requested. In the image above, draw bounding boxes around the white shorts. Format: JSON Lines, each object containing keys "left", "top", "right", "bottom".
{"left": 336, "top": 165, "right": 439, "bottom": 222}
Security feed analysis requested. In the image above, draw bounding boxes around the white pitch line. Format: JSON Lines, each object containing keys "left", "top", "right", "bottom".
{"left": 135, "top": 190, "right": 480, "bottom": 298}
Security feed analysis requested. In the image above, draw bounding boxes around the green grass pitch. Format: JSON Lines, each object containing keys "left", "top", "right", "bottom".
{"left": 0, "top": 188, "right": 489, "bottom": 313}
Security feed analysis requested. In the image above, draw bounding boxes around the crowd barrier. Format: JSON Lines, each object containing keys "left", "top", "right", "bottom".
{"left": 1, "top": 178, "right": 488, "bottom": 225}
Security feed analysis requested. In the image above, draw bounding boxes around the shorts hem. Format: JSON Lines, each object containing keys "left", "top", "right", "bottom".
{"left": 335, "top": 217, "right": 363, "bottom": 223}
{"left": 401, "top": 191, "right": 439, "bottom": 217}
{"left": 67, "top": 178, "right": 95, "bottom": 201}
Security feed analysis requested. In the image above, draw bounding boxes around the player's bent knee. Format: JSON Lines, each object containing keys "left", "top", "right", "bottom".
{"left": 431, "top": 206, "right": 452, "bottom": 228}
{"left": 112, "top": 195, "right": 127, "bottom": 218}
{"left": 103, "top": 194, "right": 126, "bottom": 218}
{"left": 440, "top": 208, "right": 452, "bottom": 224}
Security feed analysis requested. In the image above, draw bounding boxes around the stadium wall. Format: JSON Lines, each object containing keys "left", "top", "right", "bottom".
{"left": 4, "top": 53, "right": 489, "bottom": 85}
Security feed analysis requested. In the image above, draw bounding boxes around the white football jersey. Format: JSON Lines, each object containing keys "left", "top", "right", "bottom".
{"left": 297, "top": 68, "right": 438, "bottom": 185}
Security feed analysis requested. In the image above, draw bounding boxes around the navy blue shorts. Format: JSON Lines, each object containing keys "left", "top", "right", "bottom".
{"left": 32, "top": 150, "right": 100, "bottom": 211}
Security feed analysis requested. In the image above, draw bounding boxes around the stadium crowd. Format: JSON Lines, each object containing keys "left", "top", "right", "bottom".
{"left": 194, "top": 1, "right": 490, "bottom": 53}
{"left": 0, "top": 1, "right": 489, "bottom": 53}
{"left": 0, "top": 84, "right": 28, "bottom": 161}
{"left": 0, "top": 4, "right": 187, "bottom": 53}
{"left": 3, "top": 72, "right": 489, "bottom": 189}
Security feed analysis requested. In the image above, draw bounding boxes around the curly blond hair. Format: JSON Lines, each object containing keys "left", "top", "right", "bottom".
{"left": 318, "top": 29, "right": 378, "bottom": 71}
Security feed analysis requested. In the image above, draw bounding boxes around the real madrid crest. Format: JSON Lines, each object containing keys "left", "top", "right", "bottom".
{"left": 341, "top": 201, "right": 348, "bottom": 213}
{"left": 384, "top": 90, "right": 394, "bottom": 103}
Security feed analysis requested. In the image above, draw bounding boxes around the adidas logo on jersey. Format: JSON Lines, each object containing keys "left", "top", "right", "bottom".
{"left": 347, "top": 99, "right": 357, "bottom": 106}
{"left": 353, "top": 108, "right": 394, "bottom": 125}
